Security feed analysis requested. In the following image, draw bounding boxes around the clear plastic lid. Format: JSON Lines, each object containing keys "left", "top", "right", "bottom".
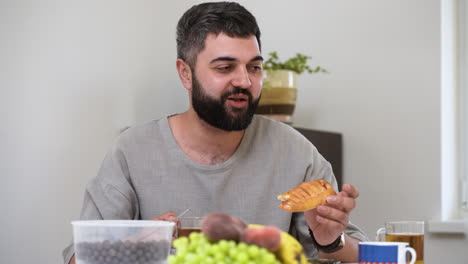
{"left": 71, "top": 220, "right": 175, "bottom": 227}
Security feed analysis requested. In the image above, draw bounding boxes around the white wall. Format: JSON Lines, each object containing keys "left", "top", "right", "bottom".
{"left": 1, "top": 0, "right": 465, "bottom": 263}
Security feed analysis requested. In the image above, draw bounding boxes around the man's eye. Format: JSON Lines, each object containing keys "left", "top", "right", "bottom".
{"left": 216, "top": 66, "right": 232, "bottom": 72}
{"left": 249, "top": 65, "right": 262, "bottom": 73}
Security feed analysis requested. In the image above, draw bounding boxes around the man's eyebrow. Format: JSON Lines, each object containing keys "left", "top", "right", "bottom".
{"left": 250, "top": 55, "right": 264, "bottom": 62}
{"left": 210, "top": 56, "right": 237, "bottom": 64}
{"left": 209, "top": 55, "right": 264, "bottom": 64}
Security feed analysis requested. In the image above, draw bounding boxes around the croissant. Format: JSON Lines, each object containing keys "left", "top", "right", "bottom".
{"left": 277, "top": 179, "right": 336, "bottom": 212}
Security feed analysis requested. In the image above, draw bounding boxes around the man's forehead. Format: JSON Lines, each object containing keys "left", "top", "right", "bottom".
{"left": 201, "top": 32, "right": 261, "bottom": 61}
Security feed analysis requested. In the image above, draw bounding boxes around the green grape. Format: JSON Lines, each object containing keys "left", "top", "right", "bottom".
{"left": 235, "top": 251, "right": 249, "bottom": 263}
{"left": 189, "top": 231, "right": 201, "bottom": 241}
{"left": 218, "top": 239, "right": 230, "bottom": 252}
{"left": 227, "top": 240, "right": 236, "bottom": 248}
{"left": 209, "top": 243, "right": 221, "bottom": 255}
{"left": 224, "top": 256, "right": 233, "bottom": 264}
{"left": 167, "top": 254, "right": 177, "bottom": 264}
{"left": 184, "top": 253, "right": 199, "bottom": 264}
{"left": 175, "top": 252, "right": 187, "bottom": 262}
{"left": 176, "top": 247, "right": 188, "bottom": 257}
{"left": 204, "top": 256, "right": 216, "bottom": 264}
{"left": 195, "top": 251, "right": 207, "bottom": 261}
{"left": 261, "top": 251, "right": 276, "bottom": 264}
{"left": 258, "top": 247, "right": 268, "bottom": 255}
{"left": 198, "top": 234, "right": 209, "bottom": 244}
{"left": 237, "top": 242, "right": 248, "bottom": 251}
{"left": 228, "top": 247, "right": 238, "bottom": 259}
{"left": 195, "top": 244, "right": 207, "bottom": 255}
{"left": 247, "top": 244, "right": 260, "bottom": 258}
{"left": 188, "top": 240, "right": 199, "bottom": 251}
{"left": 173, "top": 236, "right": 189, "bottom": 248}
{"left": 214, "top": 251, "right": 224, "bottom": 261}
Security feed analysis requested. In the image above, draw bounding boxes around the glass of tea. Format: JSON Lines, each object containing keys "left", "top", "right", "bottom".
{"left": 177, "top": 217, "right": 204, "bottom": 237}
{"left": 376, "top": 221, "right": 424, "bottom": 264}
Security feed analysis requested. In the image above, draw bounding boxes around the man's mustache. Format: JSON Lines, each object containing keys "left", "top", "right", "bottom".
{"left": 221, "top": 87, "right": 253, "bottom": 101}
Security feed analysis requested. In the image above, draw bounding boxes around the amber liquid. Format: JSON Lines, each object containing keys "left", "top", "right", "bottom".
{"left": 177, "top": 228, "right": 201, "bottom": 237}
{"left": 386, "top": 234, "right": 424, "bottom": 264}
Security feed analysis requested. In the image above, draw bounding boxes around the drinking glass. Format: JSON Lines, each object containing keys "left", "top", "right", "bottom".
{"left": 376, "top": 221, "right": 424, "bottom": 264}
{"left": 177, "top": 217, "right": 204, "bottom": 237}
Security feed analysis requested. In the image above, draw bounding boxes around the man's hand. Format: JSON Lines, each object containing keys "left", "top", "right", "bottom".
{"left": 150, "top": 211, "right": 181, "bottom": 239}
{"left": 150, "top": 211, "right": 179, "bottom": 223}
{"left": 304, "top": 184, "right": 359, "bottom": 245}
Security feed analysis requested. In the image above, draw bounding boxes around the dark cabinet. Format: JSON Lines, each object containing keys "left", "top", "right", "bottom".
{"left": 294, "top": 127, "right": 343, "bottom": 190}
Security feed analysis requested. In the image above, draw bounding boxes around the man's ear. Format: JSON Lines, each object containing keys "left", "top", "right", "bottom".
{"left": 176, "top": 59, "right": 192, "bottom": 90}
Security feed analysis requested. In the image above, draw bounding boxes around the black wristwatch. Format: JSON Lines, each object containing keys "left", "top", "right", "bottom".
{"left": 309, "top": 228, "right": 345, "bottom": 253}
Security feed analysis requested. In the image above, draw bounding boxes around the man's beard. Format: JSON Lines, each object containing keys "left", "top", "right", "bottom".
{"left": 191, "top": 75, "right": 260, "bottom": 131}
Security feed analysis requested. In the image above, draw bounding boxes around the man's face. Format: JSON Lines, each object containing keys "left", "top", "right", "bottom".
{"left": 190, "top": 33, "right": 263, "bottom": 131}
{"left": 191, "top": 73, "right": 260, "bottom": 131}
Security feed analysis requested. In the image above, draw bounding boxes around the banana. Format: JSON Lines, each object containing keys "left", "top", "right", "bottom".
{"left": 248, "top": 224, "right": 308, "bottom": 264}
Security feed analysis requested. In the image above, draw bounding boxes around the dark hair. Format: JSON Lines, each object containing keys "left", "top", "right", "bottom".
{"left": 176, "top": 1, "right": 261, "bottom": 69}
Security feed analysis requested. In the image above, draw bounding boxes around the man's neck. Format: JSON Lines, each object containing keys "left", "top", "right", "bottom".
{"left": 168, "top": 110, "right": 246, "bottom": 165}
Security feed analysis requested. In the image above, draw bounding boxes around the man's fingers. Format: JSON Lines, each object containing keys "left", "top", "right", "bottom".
{"left": 326, "top": 194, "right": 356, "bottom": 213}
{"left": 152, "top": 211, "right": 177, "bottom": 221}
{"left": 343, "top": 184, "right": 359, "bottom": 199}
{"left": 150, "top": 211, "right": 180, "bottom": 226}
{"left": 317, "top": 205, "right": 349, "bottom": 227}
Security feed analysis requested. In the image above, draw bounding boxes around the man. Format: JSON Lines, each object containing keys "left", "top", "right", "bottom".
{"left": 63, "top": 2, "right": 367, "bottom": 263}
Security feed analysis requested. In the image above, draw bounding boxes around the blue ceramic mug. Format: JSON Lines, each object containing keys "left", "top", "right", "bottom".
{"left": 359, "top": 241, "right": 416, "bottom": 264}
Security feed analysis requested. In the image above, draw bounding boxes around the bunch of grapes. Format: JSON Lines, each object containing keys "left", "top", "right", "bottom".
{"left": 168, "top": 232, "right": 281, "bottom": 264}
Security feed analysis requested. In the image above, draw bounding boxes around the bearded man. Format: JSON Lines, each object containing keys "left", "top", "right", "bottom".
{"left": 63, "top": 2, "right": 367, "bottom": 264}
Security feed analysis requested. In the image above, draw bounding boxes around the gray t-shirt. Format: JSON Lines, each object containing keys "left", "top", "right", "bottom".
{"left": 63, "top": 115, "right": 367, "bottom": 263}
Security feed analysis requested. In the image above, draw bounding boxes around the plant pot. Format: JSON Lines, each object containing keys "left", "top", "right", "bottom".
{"left": 256, "top": 69, "right": 297, "bottom": 124}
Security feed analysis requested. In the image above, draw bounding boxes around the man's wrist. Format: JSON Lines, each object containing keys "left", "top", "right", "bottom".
{"left": 308, "top": 228, "right": 345, "bottom": 253}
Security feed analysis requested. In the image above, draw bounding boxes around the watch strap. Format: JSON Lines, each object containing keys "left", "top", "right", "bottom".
{"left": 308, "top": 228, "right": 345, "bottom": 253}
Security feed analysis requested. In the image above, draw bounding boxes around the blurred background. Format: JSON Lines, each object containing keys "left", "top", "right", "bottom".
{"left": 1, "top": 0, "right": 466, "bottom": 263}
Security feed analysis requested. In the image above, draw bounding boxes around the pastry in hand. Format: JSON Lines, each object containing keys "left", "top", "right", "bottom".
{"left": 277, "top": 179, "right": 336, "bottom": 212}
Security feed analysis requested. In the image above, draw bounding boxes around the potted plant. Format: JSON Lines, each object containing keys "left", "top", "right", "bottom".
{"left": 256, "top": 51, "right": 327, "bottom": 124}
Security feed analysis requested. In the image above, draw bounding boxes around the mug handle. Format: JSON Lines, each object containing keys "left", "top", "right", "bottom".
{"left": 405, "top": 247, "right": 417, "bottom": 264}
{"left": 375, "top": 227, "right": 386, "bottom": 241}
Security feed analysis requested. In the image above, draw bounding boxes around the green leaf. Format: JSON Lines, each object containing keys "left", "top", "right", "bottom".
{"left": 262, "top": 51, "right": 328, "bottom": 75}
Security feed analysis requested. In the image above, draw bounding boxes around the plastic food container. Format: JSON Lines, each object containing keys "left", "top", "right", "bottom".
{"left": 72, "top": 220, "right": 175, "bottom": 264}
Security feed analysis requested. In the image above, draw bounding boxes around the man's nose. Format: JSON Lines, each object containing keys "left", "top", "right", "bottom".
{"left": 231, "top": 67, "right": 252, "bottom": 89}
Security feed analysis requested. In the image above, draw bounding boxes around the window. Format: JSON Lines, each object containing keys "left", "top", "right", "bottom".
{"left": 460, "top": 0, "right": 468, "bottom": 214}
{"left": 432, "top": 0, "right": 468, "bottom": 233}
